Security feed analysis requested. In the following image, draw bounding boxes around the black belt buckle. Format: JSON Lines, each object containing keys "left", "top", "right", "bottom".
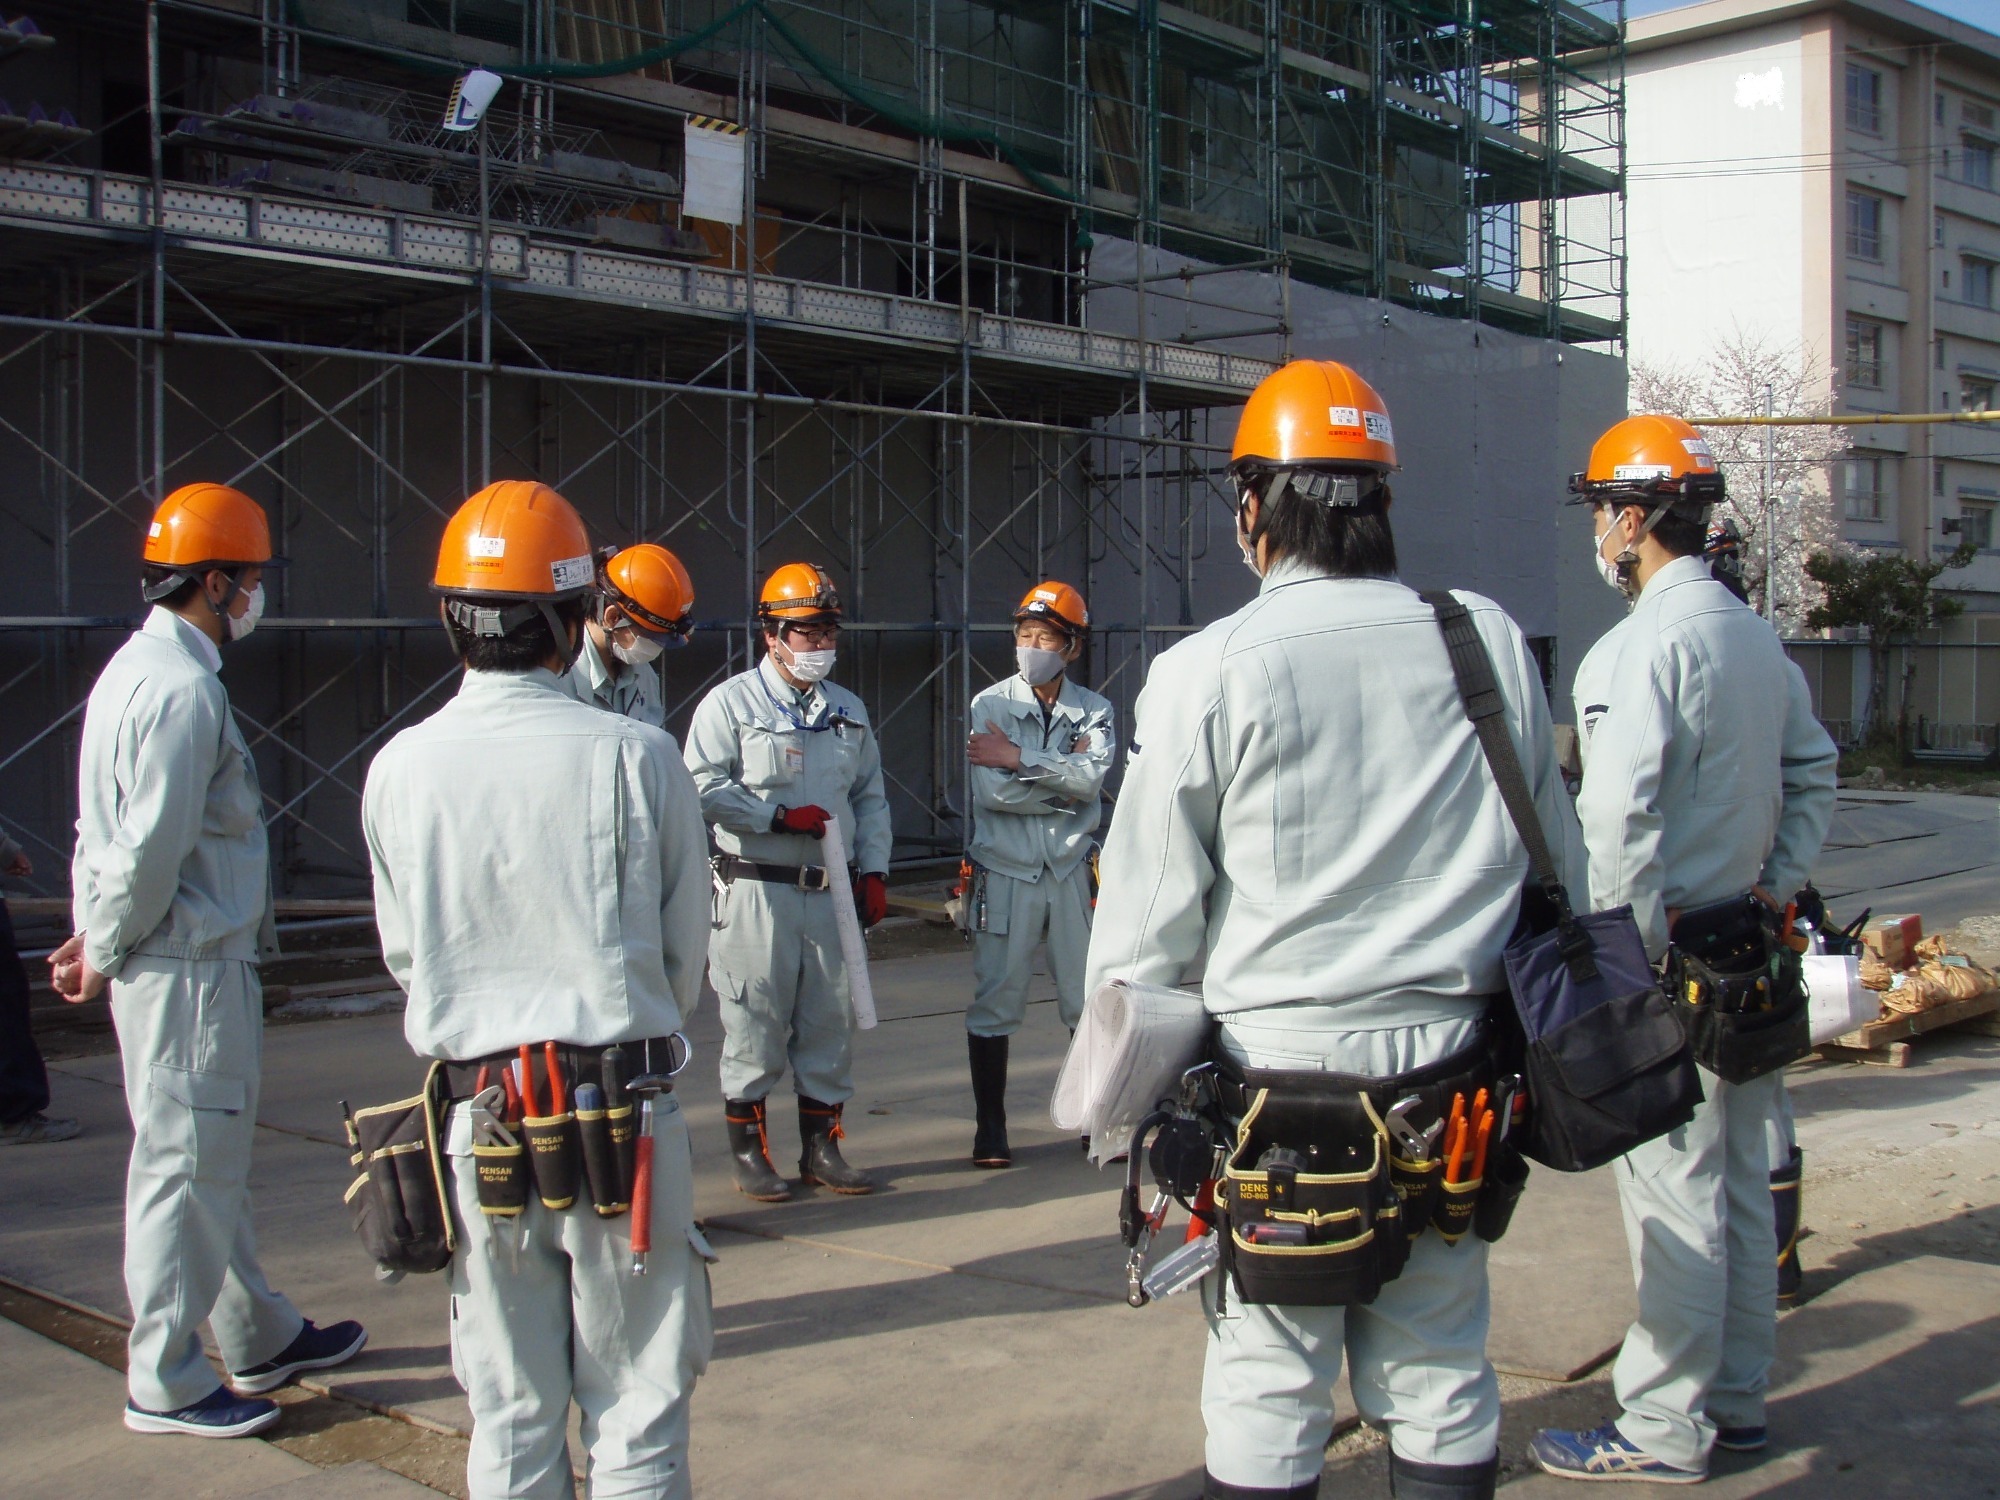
{"left": 798, "top": 863, "right": 830, "bottom": 891}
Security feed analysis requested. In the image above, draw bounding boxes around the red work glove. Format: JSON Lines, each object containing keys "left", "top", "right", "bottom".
{"left": 857, "top": 872, "right": 888, "bottom": 928}
{"left": 774, "top": 804, "right": 831, "bottom": 837}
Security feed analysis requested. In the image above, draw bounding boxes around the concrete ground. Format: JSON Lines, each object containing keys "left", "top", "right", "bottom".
{"left": 4, "top": 790, "right": 1999, "bottom": 1497}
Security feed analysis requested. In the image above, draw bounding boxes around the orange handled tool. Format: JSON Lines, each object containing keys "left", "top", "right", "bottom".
{"left": 544, "top": 1041, "right": 565, "bottom": 1115}
{"left": 1445, "top": 1093, "right": 1469, "bottom": 1183}
{"left": 630, "top": 1097, "right": 655, "bottom": 1276}
{"left": 1470, "top": 1110, "right": 1495, "bottom": 1181}
{"left": 517, "top": 1045, "right": 539, "bottom": 1118}
{"left": 1185, "top": 1179, "right": 1218, "bottom": 1242}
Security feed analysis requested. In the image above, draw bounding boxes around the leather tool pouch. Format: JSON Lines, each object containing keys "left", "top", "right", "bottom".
{"left": 521, "top": 1112, "right": 583, "bottom": 1211}
{"left": 1219, "top": 1090, "right": 1404, "bottom": 1308}
{"left": 1474, "top": 1141, "right": 1529, "bottom": 1243}
{"left": 341, "top": 1062, "right": 455, "bottom": 1273}
{"left": 1668, "top": 898, "right": 1810, "bottom": 1086}
{"left": 472, "top": 1134, "right": 529, "bottom": 1217}
{"left": 577, "top": 1097, "right": 627, "bottom": 1217}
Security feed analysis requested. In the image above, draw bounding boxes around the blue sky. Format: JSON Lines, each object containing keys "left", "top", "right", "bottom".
{"left": 1624, "top": 0, "right": 1998, "bottom": 27}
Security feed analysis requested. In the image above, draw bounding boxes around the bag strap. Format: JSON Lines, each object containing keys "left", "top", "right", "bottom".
{"left": 1420, "top": 591, "right": 1599, "bottom": 983}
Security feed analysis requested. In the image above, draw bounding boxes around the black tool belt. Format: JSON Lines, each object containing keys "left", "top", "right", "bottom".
{"left": 1666, "top": 897, "right": 1810, "bottom": 1086}
{"left": 442, "top": 1036, "right": 681, "bottom": 1102}
{"left": 715, "top": 853, "right": 850, "bottom": 891}
{"left": 1210, "top": 1020, "right": 1528, "bottom": 1308}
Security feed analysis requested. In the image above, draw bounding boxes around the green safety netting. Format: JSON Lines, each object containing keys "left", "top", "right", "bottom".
{"left": 377, "top": 0, "right": 1077, "bottom": 203}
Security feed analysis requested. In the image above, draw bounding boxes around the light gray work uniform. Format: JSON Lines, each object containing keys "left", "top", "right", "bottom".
{"left": 364, "top": 667, "right": 714, "bottom": 1500}
{"left": 562, "top": 631, "right": 666, "bottom": 728}
{"left": 965, "top": 673, "right": 1115, "bottom": 1037}
{"left": 1086, "top": 564, "right": 1582, "bottom": 1490}
{"left": 71, "top": 607, "right": 301, "bottom": 1413}
{"left": 1574, "top": 617, "right": 1800, "bottom": 1173}
{"left": 1573, "top": 554, "right": 1837, "bottom": 1472}
{"left": 684, "top": 656, "right": 892, "bottom": 1104}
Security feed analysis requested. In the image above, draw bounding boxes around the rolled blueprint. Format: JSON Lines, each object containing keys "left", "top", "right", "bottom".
{"left": 820, "top": 819, "right": 879, "bottom": 1030}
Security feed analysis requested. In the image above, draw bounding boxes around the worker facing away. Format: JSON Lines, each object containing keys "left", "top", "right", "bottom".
{"left": 1532, "top": 416, "right": 1837, "bottom": 1484}
{"left": 683, "top": 562, "right": 893, "bottom": 1201}
{"left": 362, "top": 480, "right": 715, "bottom": 1499}
{"left": 1087, "top": 360, "right": 1582, "bottom": 1500}
{"left": 51, "top": 482, "right": 364, "bottom": 1439}
{"left": 962, "top": 581, "right": 1115, "bottom": 1167}
{"left": 562, "top": 541, "right": 697, "bottom": 727}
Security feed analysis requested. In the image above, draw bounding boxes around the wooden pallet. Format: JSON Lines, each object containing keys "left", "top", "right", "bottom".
{"left": 1815, "top": 988, "right": 2000, "bottom": 1068}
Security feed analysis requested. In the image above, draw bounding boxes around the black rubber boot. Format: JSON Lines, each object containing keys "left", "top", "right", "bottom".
{"left": 1202, "top": 1472, "right": 1319, "bottom": 1499}
{"left": 1388, "top": 1451, "right": 1498, "bottom": 1500}
{"left": 798, "top": 1097, "right": 872, "bottom": 1194}
{"left": 723, "top": 1098, "right": 791, "bottom": 1202}
{"left": 968, "top": 1032, "right": 1012, "bottom": 1168}
{"left": 1774, "top": 1145, "right": 1803, "bottom": 1309}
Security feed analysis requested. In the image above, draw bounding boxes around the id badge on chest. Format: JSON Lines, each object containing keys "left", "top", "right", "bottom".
{"left": 784, "top": 743, "right": 807, "bottom": 781}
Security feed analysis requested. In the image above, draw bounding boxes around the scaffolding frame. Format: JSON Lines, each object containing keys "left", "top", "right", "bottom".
{"left": 0, "top": 0, "right": 1622, "bottom": 901}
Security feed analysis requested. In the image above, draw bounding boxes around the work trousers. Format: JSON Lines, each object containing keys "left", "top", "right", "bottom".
{"left": 1764, "top": 1079, "right": 1796, "bottom": 1169}
{"left": 708, "top": 877, "right": 854, "bottom": 1104}
{"left": 111, "top": 956, "right": 302, "bottom": 1411}
{"left": 0, "top": 897, "right": 51, "bottom": 1124}
{"left": 444, "top": 1090, "right": 715, "bottom": 1500}
{"left": 1611, "top": 1065, "right": 1783, "bottom": 1471}
{"left": 966, "top": 864, "right": 1092, "bottom": 1038}
{"left": 1200, "top": 1009, "right": 1499, "bottom": 1491}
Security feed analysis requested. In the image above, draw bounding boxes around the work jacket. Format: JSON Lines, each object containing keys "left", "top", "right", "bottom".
{"left": 967, "top": 673, "right": 1116, "bottom": 883}
{"left": 1574, "top": 554, "right": 1839, "bottom": 959}
{"left": 72, "top": 607, "right": 277, "bottom": 979}
{"left": 684, "top": 655, "right": 893, "bottom": 875}
{"left": 1085, "top": 563, "right": 1581, "bottom": 1024}
{"left": 562, "top": 631, "right": 666, "bottom": 728}
{"left": 362, "top": 668, "right": 709, "bottom": 1060}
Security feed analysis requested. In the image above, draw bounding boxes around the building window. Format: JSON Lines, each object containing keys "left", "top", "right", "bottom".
{"left": 1844, "top": 457, "right": 1884, "bottom": 521}
{"left": 1937, "top": 91, "right": 1947, "bottom": 127}
{"left": 1938, "top": 335, "right": 1948, "bottom": 369}
{"left": 1846, "top": 63, "right": 1883, "bottom": 134}
{"left": 1965, "top": 377, "right": 1997, "bottom": 412}
{"left": 1968, "top": 101, "right": 1998, "bottom": 131}
{"left": 1936, "top": 212, "right": 1947, "bottom": 246}
{"left": 1967, "top": 258, "right": 1996, "bottom": 309}
{"left": 1845, "top": 317, "right": 1883, "bottom": 387}
{"left": 1963, "top": 502, "right": 1995, "bottom": 550}
{"left": 1968, "top": 139, "right": 1997, "bottom": 191}
{"left": 1846, "top": 190, "right": 1883, "bottom": 259}
{"left": 1935, "top": 461, "right": 1946, "bottom": 496}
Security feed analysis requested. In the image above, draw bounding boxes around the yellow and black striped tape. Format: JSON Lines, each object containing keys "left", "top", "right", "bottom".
{"left": 686, "top": 115, "right": 746, "bottom": 136}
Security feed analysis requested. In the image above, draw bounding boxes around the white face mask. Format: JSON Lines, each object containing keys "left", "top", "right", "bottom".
{"left": 1592, "top": 517, "right": 1633, "bottom": 595}
{"left": 226, "top": 582, "right": 264, "bottom": 642}
{"left": 783, "top": 647, "right": 836, "bottom": 684}
{"left": 1017, "top": 646, "right": 1067, "bottom": 686}
{"left": 612, "top": 633, "right": 663, "bottom": 667}
{"left": 1237, "top": 507, "right": 1263, "bottom": 578}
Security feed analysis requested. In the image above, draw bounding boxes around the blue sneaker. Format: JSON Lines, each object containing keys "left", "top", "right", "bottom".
{"left": 1714, "top": 1425, "right": 1767, "bottom": 1453}
{"left": 229, "top": 1318, "right": 367, "bottom": 1394}
{"left": 1531, "top": 1423, "right": 1707, "bottom": 1484}
{"left": 124, "top": 1386, "right": 280, "bottom": 1438}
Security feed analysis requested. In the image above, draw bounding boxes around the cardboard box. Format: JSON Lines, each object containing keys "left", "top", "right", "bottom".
{"left": 1862, "top": 914, "right": 1923, "bottom": 968}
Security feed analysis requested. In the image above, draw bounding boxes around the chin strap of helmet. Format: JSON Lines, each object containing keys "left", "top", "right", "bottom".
{"left": 445, "top": 597, "right": 582, "bottom": 666}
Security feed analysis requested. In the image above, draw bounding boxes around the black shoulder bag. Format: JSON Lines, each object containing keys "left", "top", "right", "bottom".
{"left": 1423, "top": 592, "right": 1703, "bottom": 1173}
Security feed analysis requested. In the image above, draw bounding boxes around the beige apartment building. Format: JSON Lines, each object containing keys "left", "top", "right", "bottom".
{"left": 1624, "top": 0, "right": 2000, "bottom": 615}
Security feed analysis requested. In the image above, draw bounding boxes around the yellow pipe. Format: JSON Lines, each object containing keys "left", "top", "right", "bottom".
{"left": 1688, "top": 410, "right": 2000, "bottom": 427}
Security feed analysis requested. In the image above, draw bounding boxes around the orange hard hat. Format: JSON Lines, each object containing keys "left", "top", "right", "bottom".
{"left": 144, "top": 483, "right": 276, "bottom": 569}
{"left": 433, "top": 480, "right": 594, "bottom": 598}
{"left": 601, "top": 543, "right": 695, "bottom": 641}
{"left": 1569, "top": 415, "right": 1725, "bottom": 506}
{"left": 757, "top": 562, "right": 841, "bottom": 624}
{"left": 1014, "top": 581, "right": 1088, "bottom": 635}
{"left": 1232, "top": 360, "right": 1398, "bottom": 473}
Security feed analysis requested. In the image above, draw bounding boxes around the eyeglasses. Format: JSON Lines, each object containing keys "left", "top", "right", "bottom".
{"left": 783, "top": 623, "right": 840, "bottom": 648}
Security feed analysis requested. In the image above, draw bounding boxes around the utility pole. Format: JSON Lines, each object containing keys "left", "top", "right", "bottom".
{"left": 1762, "top": 381, "right": 1775, "bottom": 623}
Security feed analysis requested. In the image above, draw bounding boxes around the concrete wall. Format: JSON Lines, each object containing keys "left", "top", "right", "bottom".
{"left": 1085, "top": 239, "right": 1631, "bottom": 718}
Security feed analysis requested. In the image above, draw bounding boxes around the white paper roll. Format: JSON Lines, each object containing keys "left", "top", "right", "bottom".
{"left": 819, "top": 819, "right": 878, "bottom": 1030}
{"left": 1804, "top": 954, "right": 1878, "bottom": 1045}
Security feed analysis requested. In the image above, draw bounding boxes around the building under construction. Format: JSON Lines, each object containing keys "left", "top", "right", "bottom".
{"left": 0, "top": 0, "right": 1627, "bottom": 898}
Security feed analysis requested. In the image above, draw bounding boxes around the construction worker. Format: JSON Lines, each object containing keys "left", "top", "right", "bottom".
{"left": 362, "top": 480, "right": 714, "bottom": 1499}
{"left": 50, "top": 483, "right": 364, "bottom": 1437}
{"left": 2, "top": 826, "right": 80, "bottom": 1145}
{"left": 1532, "top": 416, "right": 1837, "bottom": 1484}
{"left": 962, "top": 581, "right": 1114, "bottom": 1167}
{"left": 684, "top": 562, "right": 892, "bottom": 1201}
{"left": 1704, "top": 516, "right": 1749, "bottom": 603}
{"left": 1086, "top": 361, "right": 1581, "bottom": 1500}
{"left": 562, "top": 541, "right": 696, "bottom": 726}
